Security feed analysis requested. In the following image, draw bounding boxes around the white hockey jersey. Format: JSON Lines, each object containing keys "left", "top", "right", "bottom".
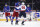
{"left": 19, "top": 5, "right": 26, "bottom": 11}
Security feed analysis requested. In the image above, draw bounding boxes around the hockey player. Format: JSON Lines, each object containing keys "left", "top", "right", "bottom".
{"left": 11, "top": 2, "right": 20, "bottom": 25}
{"left": 26, "top": 4, "right": 31, "bottom": 21}
{"left": 3, "top": 3, "right": 11, "bottom": 22}
{"left": 19, "top": 2, "right": 27, "bottom": 25}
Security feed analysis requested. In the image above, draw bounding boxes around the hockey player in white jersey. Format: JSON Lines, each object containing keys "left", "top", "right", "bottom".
{"left": 19, "top": 2, "right": 27, "bottom": 25}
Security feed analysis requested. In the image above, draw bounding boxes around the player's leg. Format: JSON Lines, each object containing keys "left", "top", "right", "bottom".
{"left": 11, "top": 12, "right": 15, "bottom": 25}
{"left": 8, "top": 13, "right": 11, "bottom": 20}
{"left": 18, "top": 11, "right": 22, "bottom": 22}
{"left": 9, "top": 16, "right": 11, "bottom": 20}
{"left": 19, "top": 11, "right": 22, "bottom": 18}
{"left": 15, "top": 12, "right": 19, "bottom": 25}
{"left": 6, "top": 16, "right": 8, "bottom": 22}
{"left": 21, "top": 12, "right": 26, "bottom": 25}
{"left": 28, "top": 12, "right": 31, "bottom": 21}
{"left": 29, "top": 14, "right": 31, "bottom": 21}
{"left": 5, "top": 12, "right": 8, "bottom": 22}
{"left": 15, "top": 17, "right": 18, "bottom": 25}
{"left": 11, "top": 17, "right": 14, "bottom": 25}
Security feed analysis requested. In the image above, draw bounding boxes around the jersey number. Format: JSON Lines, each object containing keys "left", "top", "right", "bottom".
{"left": 22, "top": 6, "right": 25, "bottom": 9}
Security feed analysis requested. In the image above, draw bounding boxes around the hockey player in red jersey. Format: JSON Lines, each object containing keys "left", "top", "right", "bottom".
{"left": 3, "top": 3, "right": 11, "bottom": 22}
{"left": 11, "top": 2, "right": 20, "bottom": 25}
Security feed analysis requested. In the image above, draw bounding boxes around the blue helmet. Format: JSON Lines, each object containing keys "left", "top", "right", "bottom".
{"left": 15, "top": 2, "right": 20, "bottom": 6}
{"left": 5, "top": 3, "right": 7, "bottom": 6}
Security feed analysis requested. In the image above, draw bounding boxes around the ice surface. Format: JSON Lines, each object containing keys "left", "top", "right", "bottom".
{"left": 0, "top": 21, "right": 40, "bottom": 27}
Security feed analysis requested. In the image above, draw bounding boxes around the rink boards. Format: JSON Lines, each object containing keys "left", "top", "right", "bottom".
{"left": 0, "top": 12, "right": 40, "bottom": 21}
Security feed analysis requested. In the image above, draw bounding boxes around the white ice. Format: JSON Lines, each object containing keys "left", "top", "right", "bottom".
{"left": 0, "top": 21, "right": 40, "bottom": 27}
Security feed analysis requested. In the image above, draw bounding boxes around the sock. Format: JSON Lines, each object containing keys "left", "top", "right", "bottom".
{"left": 9, "top": 16, "right": 11, "bottom": 20}
{"left": 16, "top": 17, "right": 18, "bottom": 23}
{"left": 6, "top": 16, "right": 8, "bottom": 21}
{"left": 11, "top": 17, "right": 14, "bottom": 23}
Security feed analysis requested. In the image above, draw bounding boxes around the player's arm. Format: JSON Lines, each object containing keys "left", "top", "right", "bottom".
{"left": 15, "top": 6, "right": 21, "bottom": 11}
{"left": 25, "top": 7, "right": 29, "bottom": 13}
{"left": 17, "top": 5, "right": 21, "bottom": 11}
{"left": 26, "top": 7, "right": 29, "bottom": 11}
{"left": 29, "top": 7, "right": 31, "bottom": 11}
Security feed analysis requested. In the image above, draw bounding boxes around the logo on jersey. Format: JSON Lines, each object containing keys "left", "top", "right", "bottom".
{"left": 22, "top": 6, "right": 25, "bottom": 9}
{"left": 34, "top": 13, "right": 40, "bottom": 18}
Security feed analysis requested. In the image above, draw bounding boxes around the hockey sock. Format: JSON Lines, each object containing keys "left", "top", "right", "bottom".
{"left": 16, "top": 17, "right": 18, "bottom": 23}
{"left": 6, "top": 16, "right": 8, "bottom": 21}
{"left": 11, "top": 17, "right": 14, "bottom": 23}
{"left": 9, "top": 16, "right": 11, "bottom": 20}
